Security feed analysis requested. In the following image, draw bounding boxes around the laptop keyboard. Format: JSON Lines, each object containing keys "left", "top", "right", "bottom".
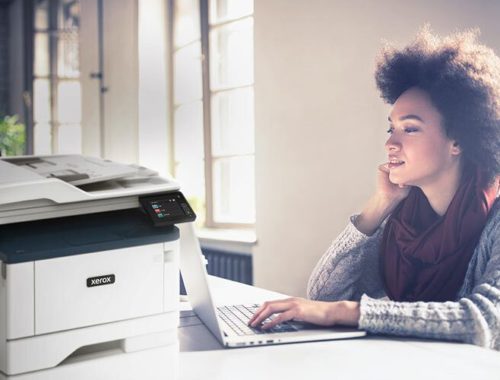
{"left": 217, "top": 304, "right": 299, "bottom": 336}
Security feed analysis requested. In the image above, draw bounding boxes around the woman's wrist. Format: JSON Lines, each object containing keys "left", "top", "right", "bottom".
{"left": 329, "top": 301, "right": 360, "bottom": 327}
{"left": 354, "top": 194, "right": 400, "bottom": 235}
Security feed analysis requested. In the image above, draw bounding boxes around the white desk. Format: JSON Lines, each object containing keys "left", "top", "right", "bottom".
{"left": 178, "top": 277, "right": 500, "bottom": 380}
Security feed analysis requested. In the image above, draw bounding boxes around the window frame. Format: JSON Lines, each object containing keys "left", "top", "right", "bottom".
{"left": 32, "top": 0, "right": 81, "bottom": 155}
{"left": 169, "top": 0, "right": 255, "bottom": 229}
{"left": 24, "top": 0, "right": 35, "bottom": 155}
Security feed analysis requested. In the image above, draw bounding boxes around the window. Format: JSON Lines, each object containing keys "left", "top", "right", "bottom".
{"left": 170, "top": 0, "right": 255, "bottom": 228}
{"left": 33, "top": 0, "right": 81, "bottom": 155}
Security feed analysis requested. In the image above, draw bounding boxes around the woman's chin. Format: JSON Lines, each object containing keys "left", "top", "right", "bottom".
{"left": 388, "top": 173, "right": 403, "bottom": 185}
{"left": 389, "top": 174, "right": 414, "bottom": 187}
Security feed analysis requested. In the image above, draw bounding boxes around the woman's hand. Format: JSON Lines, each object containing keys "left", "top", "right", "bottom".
{"left": 248, "top": 298, "right": 360, "bottom": 330}
{"left": 354, "top": 164, "right": 411, "bottom": 235}
{"left": 376, "top": 163, "right": 410, "bottom": 203}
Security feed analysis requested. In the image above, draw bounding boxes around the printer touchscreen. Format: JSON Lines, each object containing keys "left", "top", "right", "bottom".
{"left": 140, "top": 191, "right": 196, "bottom": 226}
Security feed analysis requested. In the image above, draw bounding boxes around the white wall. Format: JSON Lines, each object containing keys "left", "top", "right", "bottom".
{"left": 253, "top": 0, "right": 500, "bottom": 296}
{"left": 80, "top": 0, "right": 171, "bottom": 172}
{"left": 80, "top": 0, "right": 139, "bottom": 163}
{"left": 101, "top": 0, "right": 139, "bottom": 163}
{"left": 137, "top": 0, "right": 170, "bottom": 176}
{"left": 80, "top": 0, "right": 101, "bottom": 158}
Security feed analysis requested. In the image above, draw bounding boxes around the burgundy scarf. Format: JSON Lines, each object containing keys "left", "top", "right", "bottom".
{"left": 380, "top": 167, "right": 498, "bottom": 302}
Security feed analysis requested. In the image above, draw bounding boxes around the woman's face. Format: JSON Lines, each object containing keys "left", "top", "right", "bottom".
{"left": 386, "top": 87, "right": 461, "bottom": 188}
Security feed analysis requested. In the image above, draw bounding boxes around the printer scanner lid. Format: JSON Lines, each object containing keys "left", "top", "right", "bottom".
{"left": 0, "top": 155, "right": 179, "bottom": 204}
{"left": 0, "top": 155, "right": 181, "bottom": 225}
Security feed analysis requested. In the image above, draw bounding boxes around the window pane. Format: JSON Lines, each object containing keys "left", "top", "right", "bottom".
{"left": 174, "top": 42, "right": 203, "bottom": 104}
{"left": 213, "top": 156, "right": 255, "bottom": 224}
{"left": 210, "top": 0, "right": 253, "bottom": 24}
{"left": 57, "top": 30, "right": 80, "bottom": 78}
{"left": 210, "top": 18, "right": 253, "bottom": 89}
{"left": 57, "top": 124, "right": 81, "bottom": 154}
{"left": 174, "top": 0, "right": 200, "bottom": 48}
{"left": 35, "top": 0, "right": 49, "bottom": 30}
{"left": 175, "top": 160, "right": 206, "bottom": 226}
{"left": 34, "top": 32, "right": 50, "bottom": 76}
{"left": 34, "top": 123, "right": 52, "bottom": 155}
{"left": 211, "top": 87, "right": 254, "bottom": 156}
{"left": 58, "top": 0, "right": 80, "bottom": 30}
{"left": 174, "top": 101, "right": 204, "bottom": 162}
{"left": 33, "top": 79, "right": 51, "bottom": 123}
{"left": 57, "top": 81, "right": 81, "bottom": 124}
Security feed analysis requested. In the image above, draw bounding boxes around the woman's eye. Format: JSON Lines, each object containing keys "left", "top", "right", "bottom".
{"left": 404, "top": 127, "right": 419, "bottom": 133}
{"left": 386, "top": 126, "right": 419, "bottom": 134}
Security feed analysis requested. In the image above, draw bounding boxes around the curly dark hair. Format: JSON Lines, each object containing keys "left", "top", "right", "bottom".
{"left": 375, "top": 26, "right": 500, "bottom": 182}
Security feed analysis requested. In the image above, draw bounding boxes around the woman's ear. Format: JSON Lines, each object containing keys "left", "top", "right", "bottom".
{"left": 451, "top": 141, "right": 462, "bottom": 155}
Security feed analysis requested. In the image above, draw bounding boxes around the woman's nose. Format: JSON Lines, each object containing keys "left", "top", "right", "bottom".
{"left": 385, "top": 135, "right": 401, "bottom": 152}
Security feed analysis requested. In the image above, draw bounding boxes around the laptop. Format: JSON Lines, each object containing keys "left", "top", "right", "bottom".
{"left": 178, "top": 223, "right": 366, "bottom": 348}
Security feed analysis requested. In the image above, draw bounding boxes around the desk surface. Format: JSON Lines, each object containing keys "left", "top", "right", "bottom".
{"left": 178, "top": 277, "right": 500, "bottom": 380}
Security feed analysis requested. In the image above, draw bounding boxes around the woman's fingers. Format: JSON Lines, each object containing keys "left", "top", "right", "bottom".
{"left": 377, "top": 162, "right": 410, "bottom": 198}
{"left": 248, "top": 299, "right": 296, "bottom": 327}
{"left": 247, "top": 307, "right": 263, "bottom": 326}
{"left": 247, "top": 302, "right": 271, "bottom": 325}
{"left": 248, "top": 301, "right": 285, "bottom": 327}
{"left": 261, "top": 310, "right": 296, "bottom": 330}
{"left": 378, "top": 162, "right": 390, "bottom": 173}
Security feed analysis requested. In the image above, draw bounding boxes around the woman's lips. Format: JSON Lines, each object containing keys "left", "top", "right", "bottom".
{"left": 388, "top": 160, "right": 405, "bottom": 169}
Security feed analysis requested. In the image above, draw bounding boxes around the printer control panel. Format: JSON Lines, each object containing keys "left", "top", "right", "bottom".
{"left": 140, "top": 191, "right": 196, "bottom": 226}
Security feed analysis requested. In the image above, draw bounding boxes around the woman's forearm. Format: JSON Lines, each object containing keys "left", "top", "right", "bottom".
{"left": 354, "top": 195, "right": 400, "bottom": 235}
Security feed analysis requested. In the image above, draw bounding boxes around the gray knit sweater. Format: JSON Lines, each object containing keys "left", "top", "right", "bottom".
{"left": 307, "top": 200, "right": 500, "bottom": 349}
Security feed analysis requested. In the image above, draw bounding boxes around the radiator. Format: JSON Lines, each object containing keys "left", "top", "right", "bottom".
{"left": 202, "top": 248, "right": 253, "bottom": 285}
{"left": 180, "top": 248, "right": 253, "bottom": 295}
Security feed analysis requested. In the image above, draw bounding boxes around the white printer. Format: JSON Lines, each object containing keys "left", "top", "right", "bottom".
{"left": 0, "top": 155, "right": 196, "bottom": 379}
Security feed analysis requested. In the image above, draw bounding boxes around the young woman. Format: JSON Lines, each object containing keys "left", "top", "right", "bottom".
{"left": 249, "top": 27, "right": 500, "bottom": 349}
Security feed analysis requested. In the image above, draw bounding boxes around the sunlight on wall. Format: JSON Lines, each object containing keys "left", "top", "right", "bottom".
{"left": 138, "top": 0, "right": 169, "bottom": 176}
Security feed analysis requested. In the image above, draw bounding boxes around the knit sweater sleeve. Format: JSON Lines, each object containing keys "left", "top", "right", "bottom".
{"left": 359, "top": 210, "right": 500, "bottom": 349}
{"left": 307, "top": 216, "right": 386, "bottom": 302}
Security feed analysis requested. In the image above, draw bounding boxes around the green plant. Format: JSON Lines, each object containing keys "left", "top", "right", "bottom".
{"left": 0, "top": 115, "right": 26, "bottom": 156}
